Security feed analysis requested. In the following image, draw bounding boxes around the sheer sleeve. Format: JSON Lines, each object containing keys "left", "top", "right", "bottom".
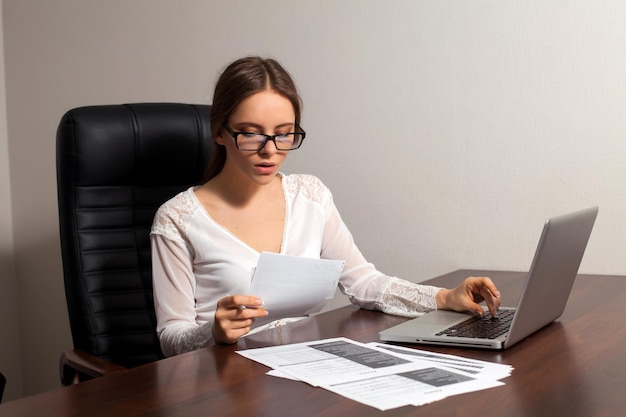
{"left": 151, "top": 234, "right": 215, "bottom": 356}
{"left": 318, "top": 186, "right": 441, "bottom": 317}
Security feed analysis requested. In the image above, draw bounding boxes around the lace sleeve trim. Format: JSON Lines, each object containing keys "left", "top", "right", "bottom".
{"left": 376, "top": 277, "right": 440, "bottom": 317}
{"left": 170, "top": 322, "right": 215, "bottom": 355}
{"left": 282, "top": 174, "right": 329, "bottom": 205}
{"left": 151, "top": 188, "right": 198, "bottom": 243}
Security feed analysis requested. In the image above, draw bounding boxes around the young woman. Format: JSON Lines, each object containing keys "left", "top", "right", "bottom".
{"left": 151, "top": 56, "right": 501, "bottom": 357}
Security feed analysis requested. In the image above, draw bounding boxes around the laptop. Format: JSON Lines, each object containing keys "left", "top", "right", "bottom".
{"left": 379, "top": 206, "right": 598, "bottom": 350}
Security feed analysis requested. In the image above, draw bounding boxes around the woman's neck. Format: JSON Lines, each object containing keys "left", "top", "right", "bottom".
{"left": 206, "top": 169, "right": 281, "bottom": 208}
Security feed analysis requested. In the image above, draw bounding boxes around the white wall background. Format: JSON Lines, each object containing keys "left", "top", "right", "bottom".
{"left": 1, "top": 0, "right": 624, "bottom": 400}
{"left": 0, "top": 1, "right": 21, "bottom": 403}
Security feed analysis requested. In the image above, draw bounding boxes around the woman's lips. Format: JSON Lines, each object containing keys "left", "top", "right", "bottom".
{"left": 254, "top": 163, "right": 276, "bottom": 175}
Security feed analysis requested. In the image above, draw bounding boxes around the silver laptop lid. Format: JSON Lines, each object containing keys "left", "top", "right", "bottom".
{"left": 504, "top": 206, "right": 598, "bottom": 348}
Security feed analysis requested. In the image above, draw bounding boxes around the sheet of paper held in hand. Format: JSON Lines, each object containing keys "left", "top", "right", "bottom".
{"left": 249, "top": 252, "right": 345, "bottom": 326}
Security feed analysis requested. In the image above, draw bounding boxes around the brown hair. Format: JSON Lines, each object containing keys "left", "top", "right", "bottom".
{"left": 203, "top": 57, "right": 302, "bottom": 182}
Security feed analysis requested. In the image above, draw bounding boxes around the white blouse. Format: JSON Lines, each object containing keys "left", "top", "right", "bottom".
{"left": 150, "top": 173, "right": 440, "bottom": 356}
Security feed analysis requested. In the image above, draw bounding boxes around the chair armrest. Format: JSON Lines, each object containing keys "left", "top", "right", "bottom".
{"left": 60, "top": 349, "right": 127, "bottom": 386}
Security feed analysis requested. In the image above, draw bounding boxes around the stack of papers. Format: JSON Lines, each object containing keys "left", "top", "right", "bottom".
{"left": 237, "top": 337, "right": 512, "bottom": 411}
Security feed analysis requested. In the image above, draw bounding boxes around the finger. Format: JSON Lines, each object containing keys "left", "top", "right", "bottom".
{"left": 230, "top": 295, "right": 264, "bottom": 310}
{"left": 215, "top": 297, "right": 265, "bottom": 324}
{"left": 483, "top": 278, "right": 501, "bottom": 302}
{"left": 460, "top": 286, "right": 484, "bottom": 316}
{"left": 235, "top": 307, "right": 269, "bottom": 320}
{"left": 479, "top": 280, "right": 501, "bottom": 317}
{"left": 483, "top": 292, "right": 500, "bottom": 318}
{"left": 470, "top": 301, "right": 486, "bottom": 316}
{"left": 227, "top": 317, "right": 255, "bottom": 330}
{"left": 212, "top": 321, "right": 252, "bottom": 344}
{"left": 464, "top": 277, "right": 496, "bottom": 316}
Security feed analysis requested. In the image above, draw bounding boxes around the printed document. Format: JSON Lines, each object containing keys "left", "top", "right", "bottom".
{"left": 237, "top": 337, "right": 510, "bottom": 411}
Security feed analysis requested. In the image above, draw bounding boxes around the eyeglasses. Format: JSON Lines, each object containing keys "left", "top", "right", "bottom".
{"left": 223, "top": 124, "right": 306, "bottom": 151}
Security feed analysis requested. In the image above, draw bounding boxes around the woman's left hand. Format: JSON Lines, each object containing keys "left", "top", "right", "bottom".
{"left": 436, "top": 276, "right": 501, "bottom": 317}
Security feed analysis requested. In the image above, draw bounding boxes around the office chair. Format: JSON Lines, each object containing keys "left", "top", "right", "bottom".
{"left": 56, "top": 103, "right": 213, "bottom": 385}
{"left": 0, "top": 371, "right": 5, "bottom": 402}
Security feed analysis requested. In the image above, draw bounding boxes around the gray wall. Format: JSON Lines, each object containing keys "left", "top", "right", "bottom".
{"left": 0, "top": 2, "right": 21, "bottom": 401}
{"left": 1, "top": 0, "right": 624, "bottom": 400}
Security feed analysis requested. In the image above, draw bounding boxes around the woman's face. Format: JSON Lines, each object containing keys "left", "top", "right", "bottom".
{"left": 217, "top": 89, "right": 296, "bottom": 186}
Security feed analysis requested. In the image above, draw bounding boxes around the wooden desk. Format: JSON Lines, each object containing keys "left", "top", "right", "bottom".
{"left": 2, "top": 270, "right": 624, "bottom": 416}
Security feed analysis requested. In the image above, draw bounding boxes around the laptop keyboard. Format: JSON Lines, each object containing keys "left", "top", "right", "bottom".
{"left": 436, "top": 309, "right": 515, "bottom": 339}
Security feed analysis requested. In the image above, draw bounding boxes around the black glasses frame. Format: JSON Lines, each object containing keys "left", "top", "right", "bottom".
{"left": 222, "top": 124, "right": 306, "bottom": 151}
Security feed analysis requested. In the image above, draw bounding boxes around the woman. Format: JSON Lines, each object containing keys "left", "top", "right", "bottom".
{"left": 151, "top": 56, "right": 501, "bottom": 357}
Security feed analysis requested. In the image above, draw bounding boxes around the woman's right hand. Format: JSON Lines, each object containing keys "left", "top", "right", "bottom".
{"left": 212, "top": 295, "right": 268, "bottom": 344}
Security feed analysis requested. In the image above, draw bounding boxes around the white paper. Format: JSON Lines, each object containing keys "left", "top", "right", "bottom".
{"left": 239, "top": 337, "right": 420, "bottom": 387}
{"left": 249, "top": 252, "right": 344, "bottom": 326}
{"left": 237, "top": 337, "right": 510, "bottom": 411}
{"left": 368, "top": 343, "right": 513, "bottom": 381}
{"left": 326, "top": 369, "right": 502, "bottom": 410}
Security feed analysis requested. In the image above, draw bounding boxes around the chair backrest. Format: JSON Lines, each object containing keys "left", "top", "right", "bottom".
{"left": 0, "top": 371, "right": 5, "bottom": 403}
{"left": 56, "top": 103, "right": 213, "bottom": 368}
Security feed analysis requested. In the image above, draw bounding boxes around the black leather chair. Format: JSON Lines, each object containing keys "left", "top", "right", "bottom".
{"left": 56, "top": 103, "right": 213, "bottom": 385}
{"left": 0, "top": 371, "right": 6, "bottom": 402}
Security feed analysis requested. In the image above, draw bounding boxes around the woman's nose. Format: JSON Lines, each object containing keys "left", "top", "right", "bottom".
{"left": 259, "top": 138, "right": 279, "bottom": 155}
